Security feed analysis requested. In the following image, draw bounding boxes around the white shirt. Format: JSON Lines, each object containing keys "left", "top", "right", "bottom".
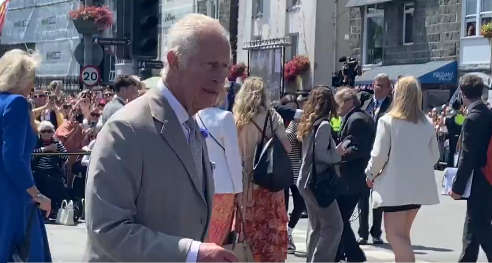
{"left": 197, "top": 107, "right": 242, "bottom": 194}
{"left": 158, "top": 80, "right": 201, "bottom": 262}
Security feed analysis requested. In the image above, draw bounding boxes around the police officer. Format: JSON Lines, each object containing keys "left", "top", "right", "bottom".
{"left": 445, "top": 101, "right": 464, "bottom": 167}
{"left": 331, "top": 115, "right": 342, "bottom": 143}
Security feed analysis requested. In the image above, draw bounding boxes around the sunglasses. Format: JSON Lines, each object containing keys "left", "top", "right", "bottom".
{"left": 104, "top": 93, "right": 112, "bottom": 96}
{"left": 90, "top": 113, "right": 101, "bottom": 117}
{"left": 62, "top": 104, "right": 72, "bottom": 109}
{"left": 34, "top": 94, "right": 46, "bottom": 98}
{"left": 40, "top": 130, "right": 54, "bottom": 134}
{"left": 97, "top": 103, "right": 106, "bottom": 107}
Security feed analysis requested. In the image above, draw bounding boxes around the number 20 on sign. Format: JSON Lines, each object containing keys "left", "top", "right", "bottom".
{"left": 80, "top": 65, "right": 100, "bottom": 87}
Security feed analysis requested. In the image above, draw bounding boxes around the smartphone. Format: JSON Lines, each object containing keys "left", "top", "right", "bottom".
{"left": 342, "top": 139, "right": 351, "bottom": 148}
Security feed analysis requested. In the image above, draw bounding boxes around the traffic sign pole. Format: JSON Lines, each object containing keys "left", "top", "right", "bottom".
{"left": 83, "top": 0, "right": 93, "bottom": 90}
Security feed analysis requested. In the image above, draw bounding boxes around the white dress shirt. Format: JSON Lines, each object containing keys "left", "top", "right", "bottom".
{"left": 158, "top": 81, "right": 201, "bottom": 262}
{"left": 197, "top": 107, "right": 242, "bottom": 194}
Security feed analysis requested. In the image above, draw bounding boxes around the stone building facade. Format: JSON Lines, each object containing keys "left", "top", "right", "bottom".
{"left": 349, "top": 0, "right": 461, "bottom": 67}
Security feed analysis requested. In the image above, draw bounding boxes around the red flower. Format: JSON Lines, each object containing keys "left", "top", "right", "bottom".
{"left": 69, "top": 5, "right": 113, "bottom": 31}
{"left": 284, "top": 55, "right": 310, "bottom": 82}
{"left": 229, "top": 63, "right": 249, "bottom": 82}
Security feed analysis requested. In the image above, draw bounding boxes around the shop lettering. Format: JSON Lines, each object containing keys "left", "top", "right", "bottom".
{"left": 164, "top": 13, "right": 176, "bottom": 22}
{"left": 433, "top": 71, "right": 454, "bottom": 81}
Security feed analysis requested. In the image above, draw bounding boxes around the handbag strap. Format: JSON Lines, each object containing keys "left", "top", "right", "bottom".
{"left": 197, "top": 113, "right": 225, "bottom": 151}
{"left": 251, "top": 110, "right": 275, "bottom": 144}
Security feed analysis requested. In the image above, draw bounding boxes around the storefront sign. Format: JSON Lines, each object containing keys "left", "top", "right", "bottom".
{"left": 432, "top": 71, "right": 455, "bottom": 82}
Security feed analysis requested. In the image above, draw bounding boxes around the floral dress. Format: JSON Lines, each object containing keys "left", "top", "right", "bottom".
{"left": 236, "top": 109, "right": 289, "bottom": 262}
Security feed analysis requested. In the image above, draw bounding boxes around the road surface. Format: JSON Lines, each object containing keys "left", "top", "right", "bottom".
{"left": 47, "top": 171, "right": 488, "bottom": 262}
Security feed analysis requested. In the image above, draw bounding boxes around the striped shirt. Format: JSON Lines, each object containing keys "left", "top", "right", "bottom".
{"left": 32, "top": 138, "right": 68, "bottom": 170}
{"left": 286, "top": 120, "right": 302, "bottom": 180}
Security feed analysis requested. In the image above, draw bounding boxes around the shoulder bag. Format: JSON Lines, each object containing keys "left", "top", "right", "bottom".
{"left": 309, "top": 121, "right": 340, "bottom": 208}
{"left": 251, "top": 110, "right": 294, "bottom": 192}
{"left": 12, "top": 204, "right": 39, "bottom": 262}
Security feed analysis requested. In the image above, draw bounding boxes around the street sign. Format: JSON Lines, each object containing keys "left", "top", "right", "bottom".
{"left": 73, "top": 42, "right": 104, "bottom": 66}
{"left": 80, "top": 65, "right": 100, "bottom": 87}
{"left": 94, "top": 37, "right": 131, "bottom": 46}
{"left": 139, "top": 60, "right": 164, "bottom": 69}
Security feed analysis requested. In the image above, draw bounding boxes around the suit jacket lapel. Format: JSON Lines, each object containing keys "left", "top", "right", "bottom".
{"left": 200, "top": 134, "right": 215, "bottom": 208}
{"left": 376, "top": 97, "right": 391, "bottom": 121}
{"left": 147, "top": 88, "right": 207, "bottom": 204}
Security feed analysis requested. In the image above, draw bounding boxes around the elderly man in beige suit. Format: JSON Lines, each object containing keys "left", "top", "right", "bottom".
{"left": 84, "top": 14, "right": 238, "bottom": 262}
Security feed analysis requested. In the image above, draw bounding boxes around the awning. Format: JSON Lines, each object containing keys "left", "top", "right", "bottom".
{"left": 346, "top": 0, "right": 393, "bottom": 8}
{"left": 355, "top": 61, "right": 458, "bottom": 85}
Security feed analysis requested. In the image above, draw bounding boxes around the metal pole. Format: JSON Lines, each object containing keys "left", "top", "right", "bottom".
{"left": 84, "top": 0, "right": 94, "bottom": 90}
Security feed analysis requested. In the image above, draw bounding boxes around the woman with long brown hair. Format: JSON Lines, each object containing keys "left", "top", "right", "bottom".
{"left": 297, "top": 86, "right": 344, "bottom": 262}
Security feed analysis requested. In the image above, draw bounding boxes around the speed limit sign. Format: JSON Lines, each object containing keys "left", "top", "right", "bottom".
{"left": 80, "top": 65, "right": 100, "bottom": 87}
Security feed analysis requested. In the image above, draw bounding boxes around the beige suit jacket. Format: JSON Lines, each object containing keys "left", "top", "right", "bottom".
{"left": 84, "top": 87, "right": 215, "bottom": 262}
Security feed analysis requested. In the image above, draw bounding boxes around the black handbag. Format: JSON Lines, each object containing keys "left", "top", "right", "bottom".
{"left": 12, "top": 203, "right": 39, "bottom": 262}
{"left": 309, "top": 121, "right": 340, "bottom": 208}
{"left": 251, "top": 110, "right": 294, "bottom": 192}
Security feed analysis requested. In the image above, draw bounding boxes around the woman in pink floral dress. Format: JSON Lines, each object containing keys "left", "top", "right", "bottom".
{"left": 232, "top": 77, "right": 292, "bottom": 262}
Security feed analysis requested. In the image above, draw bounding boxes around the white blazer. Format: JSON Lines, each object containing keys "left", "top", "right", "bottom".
{"left": 197, "top": 107, "right": 243, "bottom": 194}
{"left": 366, "top": 114, "right": 440, "bottom": 207}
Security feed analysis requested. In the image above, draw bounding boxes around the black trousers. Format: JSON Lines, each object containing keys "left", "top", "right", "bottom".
{"left": 459, "top": 197, "right": 492, "bottom": 262}
{"left": 284, "top": 184, "right": 306, "bottom": 229}
{"left": 447, "top": 137, "right": 458, "bottom": 168}
{"left": 336, "top": 194, "right": 367, "bottom": 262}
{"left": 358, "top": 190, "right": 383, "bottom": 239}
{"left": 33, "top": 169, "right": 68, "bottom": 215}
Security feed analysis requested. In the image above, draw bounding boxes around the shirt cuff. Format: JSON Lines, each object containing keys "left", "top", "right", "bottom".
{"left": 294, "top": 109, "right": 303, "bottom": 120}
{"left": 185, "top": 241, "right": 202, "bottom": 262}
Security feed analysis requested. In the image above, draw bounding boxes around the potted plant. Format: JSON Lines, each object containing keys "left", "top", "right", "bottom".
{"left": 229, "top": 63, "right": 249, "bottom": 83}
{"left": 284, "top": 55, "right": 310, "bottom": 90}
{"left": 69, "top": 5, "right": 113, "bottom": 35}
{"left": 482, "top": 22, "right": 492, "bottom": 38}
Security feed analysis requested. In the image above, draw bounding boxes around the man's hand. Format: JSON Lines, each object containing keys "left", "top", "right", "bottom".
{"left": 335, "top": 142, "right": 347, "bottom": 156}
{"left": 197, "top": 243, "right": 239, "bottom": 262}
{"left": 448, "top": 191, "right": 462, "bottom": 200}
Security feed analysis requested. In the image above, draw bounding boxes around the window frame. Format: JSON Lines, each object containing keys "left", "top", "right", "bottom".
{"left": 362, "top": 4, "right": 384, "bottom": 66}
{"left": 402, "top": 2, "right": 414, "bottom": 45}
{"left": 462, "top": 0, "right": 492, "bottom": 38}
{"left": 253, "top": 0, "right": 263, "bottom": 17}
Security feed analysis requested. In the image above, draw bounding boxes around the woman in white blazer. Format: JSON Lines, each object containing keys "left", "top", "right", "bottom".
{"left": 196, "top": 81, "right": 243, "bottom": 246}
{"left": 365, "top": 76, "right": 440, "bottom": 262}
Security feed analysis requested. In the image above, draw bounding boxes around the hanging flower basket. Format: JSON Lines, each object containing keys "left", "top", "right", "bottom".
{"left": 228, "top": 63, "right": 249, "bottom": 82}
{"left": 481, "top": 22, "right": 492, "bottom": 38}
{"left": 284, "top": 55, "right": 310, "bottom": 82}
{"left": 69, "top": 5, "right": 113, "bottom": 34}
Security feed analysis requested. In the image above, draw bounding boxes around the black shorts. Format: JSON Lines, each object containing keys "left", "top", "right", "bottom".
{"left": 380, "top": 204, "right": 421, "bottom": 213}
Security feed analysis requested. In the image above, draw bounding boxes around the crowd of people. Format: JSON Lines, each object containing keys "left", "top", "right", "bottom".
{"left": 1, "top": 13, "right": 491, "bottom": 263}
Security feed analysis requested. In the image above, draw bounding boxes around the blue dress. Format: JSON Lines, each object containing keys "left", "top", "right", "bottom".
{"left": 0, "top": 93, "right": 52, "bottom": 262}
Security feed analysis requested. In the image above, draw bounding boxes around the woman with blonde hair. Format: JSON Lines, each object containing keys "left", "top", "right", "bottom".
{"left": 365, "top": 76, "right": 440, "bottom": 262}
{"left": 0, "top": 49, "right": 52, "bottom": 262}
{"left": 297, "top": 86, "right": 344, "bottom": 262}
{"left": 198, "top": 79, "right": 243, "bottom": 246}
{"left": 233, "top": 77, "right": 291, "bottom": 262}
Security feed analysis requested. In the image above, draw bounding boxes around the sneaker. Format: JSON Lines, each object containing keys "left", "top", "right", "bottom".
{"left": 287, "top": 235, "right": 296, "bottom": 254}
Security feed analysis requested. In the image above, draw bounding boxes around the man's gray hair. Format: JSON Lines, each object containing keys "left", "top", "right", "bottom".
{"left": 335, "top": 87, "right": 361, "bottom": 107}
{"left": 375, "top": 73, "right": 390, "bottom": 82}
{"left": 38, "top": 120, "right": 55, "bottom": 132}
{"left": 161, "top": 13, "right": 230, "bottom": 77}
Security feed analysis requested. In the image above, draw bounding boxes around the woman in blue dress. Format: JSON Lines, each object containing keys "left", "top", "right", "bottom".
{"left": 0, "top": 49, "right": 53, "bottom": 262}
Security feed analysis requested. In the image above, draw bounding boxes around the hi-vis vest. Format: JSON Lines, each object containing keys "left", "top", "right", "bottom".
{"left": 454, "top": 113, "right": 464, "bottom": 125}
{"left": 331, "top": 116, "right": 342, "bottom": 132}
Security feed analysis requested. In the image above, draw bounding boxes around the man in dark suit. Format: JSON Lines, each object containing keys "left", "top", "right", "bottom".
{"left": 334, "top": 87, "right": 376, "bottom": 262}
{"left": 450, "top": 74, "right": 492, "bottom": 262}
{"left": 357, "top": 74, "right": 392, "bottom": 245}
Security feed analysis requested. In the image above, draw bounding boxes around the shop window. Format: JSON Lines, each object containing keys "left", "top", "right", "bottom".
{"left": 403, "top": 3, "right": 414, "bottom": 44}
{"left": 253, "top": 0, "right": 263, "bottom": 16}
{"left": 363, "top": 4, "right": 384, "bottom": 65}
{"left": 285, "top": 34, "right": 298, "bottom": 61}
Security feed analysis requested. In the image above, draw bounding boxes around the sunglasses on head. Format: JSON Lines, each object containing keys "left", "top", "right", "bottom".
{"left": 40, "top": 130, "right": 54, "bottom": 134}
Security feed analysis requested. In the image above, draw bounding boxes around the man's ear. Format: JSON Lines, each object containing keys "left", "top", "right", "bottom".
{"left": 166, "top": 51, "right": 180, "bottom": 70}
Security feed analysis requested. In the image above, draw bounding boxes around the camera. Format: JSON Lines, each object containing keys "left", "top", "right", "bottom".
{"left": 332, "top": 56, "right": 361, "bottom": 88}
